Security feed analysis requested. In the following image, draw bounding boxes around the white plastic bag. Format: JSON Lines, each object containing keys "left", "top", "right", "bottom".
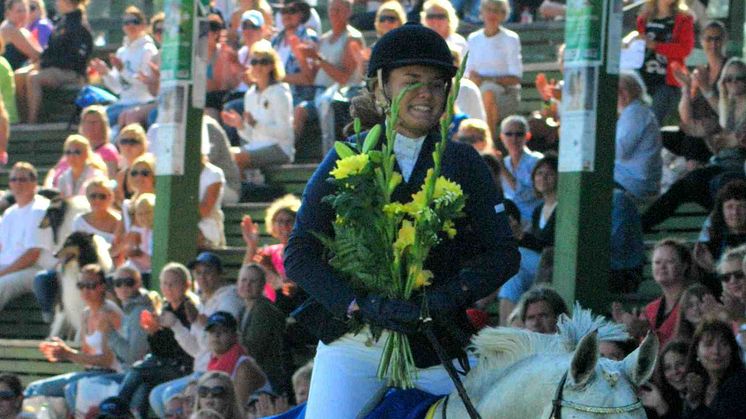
{"left": 74, "top": 376, "right": 120, "bottom": 418}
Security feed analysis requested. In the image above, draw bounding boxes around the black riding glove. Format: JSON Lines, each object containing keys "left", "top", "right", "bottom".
{"left": 356, "top": 295, "right": 422, "bottom": 334}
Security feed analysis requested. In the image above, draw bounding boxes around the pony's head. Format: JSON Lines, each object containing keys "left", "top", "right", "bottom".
{"left": 441, "top": 305, "right": 658, "bottom": 419}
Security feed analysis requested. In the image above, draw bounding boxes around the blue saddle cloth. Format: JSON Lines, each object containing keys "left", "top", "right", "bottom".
{"left": 364, "top": 388, "right": 442, "bottom": 419}
{"left": 262, "top": 388, "right": 440, "bottom": 419}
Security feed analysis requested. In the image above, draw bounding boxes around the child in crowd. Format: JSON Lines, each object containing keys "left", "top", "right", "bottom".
{"left": 205, "top": 311, "right": 270, "bottom": 409}
{"left": 124, "top": 192, "right": 155, "bottom": 285}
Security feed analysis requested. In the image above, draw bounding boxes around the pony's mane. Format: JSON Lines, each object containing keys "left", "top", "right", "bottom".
{"left": 471, "top": 303, "right": 628, "bottom": 371}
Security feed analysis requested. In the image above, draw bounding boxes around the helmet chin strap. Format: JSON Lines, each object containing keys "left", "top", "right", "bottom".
{"left": 376, "top": 68, "right": 392, "bottom": 112}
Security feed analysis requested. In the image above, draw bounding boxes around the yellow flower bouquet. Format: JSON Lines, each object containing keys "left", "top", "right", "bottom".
{"left": 315, "top": 58, "right": 468, "bottom": 388}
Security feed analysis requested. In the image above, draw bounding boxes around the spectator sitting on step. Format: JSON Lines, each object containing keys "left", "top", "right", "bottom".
{"left": 613, "top": 238, "right": 693, "bottom": 347}
{"left": 236, "top": 264, "right": 287, "bottom": 395}
{"left": 614, "top": 71, "right": 662, "bottom": 203}
{"left": 113, "top": 124, "right": 149, "bottom": 207}
{"left": 294, "top": 0, "right": 366, "bottom": 153}
{"left": 221, "top": 10, "right": 268, "bottom": 147}
{"left": 204, "top": 13, "right": 242, "bottom": 120}
{"left": 465, "top": 0, "right": 522, "bottom": 139}
{"left": 642, "top": 58, "right": 746, "bottom": 232}
{"left": 88, "top": 6, "right": 157, "bottom": 136}
{"left": 634, "top": 0, "right": 694, "bottom": 125}
{"left": 227, "top": 0, "right": 273, "bottom": 49}
{"left": 0, "top": 0, "right": 42, "bottom": 71}
{"left": 0, "top": 161, "right": 56, "bottom": 313}
{"left": 0, "top": 37, "right": 19, "bottom": 126}
{"left": 44, "top": 106, "right": 120, "bottom": 188}
{"left": 496, "top": 115, "right": 543, "bottom": 223}
{"left": 111, "top": 154, "right": 155, "bottom": 267}
{"left": 516, "top": 285, "right": 568, "bottom": 334}
{"left": 270, "top": 0, "right": 318, "bottom": 114}
{"left": 673, "top": 283, "right": 714, "bottom": 343}
{"left": 192, "top": 371, "right": 245, "bottom": 419}
{"left": 119, "top": 263, "right": 196, "bottom": 418}
{"left": 421, "top": 0, "right": 467, "bottom": 55}
{"left": 25, "top": 264, "right": 124, "bottom": 413}
{"left": 373, "top": 1, "right": 405, "bottom": 39}
{"left": 56, "top": 135, "right": 107, "bottom": 199}
{"left": 26, "top": 0, "right": 52, "bottom": 49}
{"left": 221, "top": 41, "right": 294, "bottom": 178}
{"left": 694, "top": 180, "right": 746, "bottom": 274}
{"left": 451, "top": 50, "right": 487, "bottom": 124}
{"left": 198, "top": 156, "right": 227, "bottom": 249}
{"left": 24, "top": 0, "right": 92, "bottom": 124}
{"left": 148, "top": 252, "right": 243, "bottom": 418}
{"left": 240, "top": 194, "right": 301, "bottom": 307}
{"left": 122, "top": 193, "right": 154, "bottom": 282}
{"left": 0, "top": 373, "right": 35, "bottom": 419}
{"left": 116, "top": 12, "right": 165, "bottom": 131}
{"left": 538, "top": 0, "right": 566, "bottom": 20}
{"left": 204, "top": 311, "right": 270, "bottom": 408}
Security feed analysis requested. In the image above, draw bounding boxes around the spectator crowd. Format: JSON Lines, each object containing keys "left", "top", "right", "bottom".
{"left": 0, "top": 0, "right": 745, "bottom": 418}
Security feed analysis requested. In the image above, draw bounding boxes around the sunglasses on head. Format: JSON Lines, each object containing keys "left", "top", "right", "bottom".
{"left": 378, "top": 15, "right": 398, "bottom": 23}
{"left": 130, "top": 169, "right": 152, "bottom": 177}
{"left": 242, "top": 21, "right": 261, "bottom": 30}
{"left": 64, "top": 149, "right": 83, "bottom": 156}
{"left": 281, "top": 7, "right": 300, "bottom": 15}
{"left": 88, "top": 192, "right": 109, "bottom": 201}
{"left": 114, "top": 277, "right": 136, "bottom": 288}
{"left": 723, "top": 75, "right": 746, "bottom": 83}
{"left": 0, "top": 390, "right": 16, "bottom": 400}
{"left": 123, "top": 16, "right": 143, "bottom": 26}
{"left": 76, "top": 281, "right": 102, "bottom": 290}
{"left": 119, "top": 138, "right": 141, "bottom": 146}
{"left": 198, "top": 385, "right": 228, "bottom": 398}
{"left": 250, "top": 57, "right": 273, "bottom": 66}
{"left": 718, "top": 270, "right": 746, "bottom": 282}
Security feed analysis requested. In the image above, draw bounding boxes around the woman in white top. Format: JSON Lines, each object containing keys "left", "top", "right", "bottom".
{"left": 72, "top": 177, "right": 121, "bottom": 247}
{"left": 222, "top": 40, "right": 294, "bottom": 173}
{"left": 112, "top": 154, "right": 155, "bottom": 265}
{"left": 89, "top": 6, "right": 157, "bottom": 130}
{"left": 199, "top": 159, "right": 226, "bottom": 248}
{"left": 421, "top": 0, "right": 467, "bottom": 56}
{"left": 57, "top": 135, "right": 107, "bottom": 199}
{"left": 25, "top": 265, "right": 123, "bottom": 411}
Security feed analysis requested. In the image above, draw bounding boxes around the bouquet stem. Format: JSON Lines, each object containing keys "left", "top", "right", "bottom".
{"left": 377, "top": 332, "right": 416, "bottom": 388}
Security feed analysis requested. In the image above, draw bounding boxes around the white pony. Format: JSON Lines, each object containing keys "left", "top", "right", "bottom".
{"left": 431, "top": 304, "right": 658, "bottom": 419}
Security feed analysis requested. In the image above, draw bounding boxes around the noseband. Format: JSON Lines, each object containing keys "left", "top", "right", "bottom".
{"left": 549, "top": 371, "right": 644, "bottom": 419}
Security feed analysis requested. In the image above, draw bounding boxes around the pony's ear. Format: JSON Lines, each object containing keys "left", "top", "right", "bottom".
{"left": 621, "top": 332, "right": 659, "bottom": 386}
{"left": 570, "top": 330, "right": 598, "bottom": 387}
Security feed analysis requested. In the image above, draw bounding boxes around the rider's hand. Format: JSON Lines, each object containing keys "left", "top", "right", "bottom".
{"left": 356, "top": 295, "right": 421, "bottom": 334}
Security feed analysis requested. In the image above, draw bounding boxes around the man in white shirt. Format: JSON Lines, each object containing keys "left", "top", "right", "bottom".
{"left": 0, "top": 162, "right": 55, "bottom": 311}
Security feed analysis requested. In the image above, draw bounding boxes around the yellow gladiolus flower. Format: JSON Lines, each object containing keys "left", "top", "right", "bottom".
{"left": 394, "top": 220, "right": 416, "bottom": 252}
{"left": 442, "top": 219, "right": 457, "bottom": 239}
{"left": 413, "top": 269, "right": 433, "bottom": 289}
{"left": 330, "top": 154, "right": 370, "bottom": 179}
{"left": 433, "top": 176, "right": 463, "bottom": 201}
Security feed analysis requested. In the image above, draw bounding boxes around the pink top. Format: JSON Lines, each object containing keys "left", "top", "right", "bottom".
{"left": 51, "top": 144, "right": 121, "bottom": 186}
{"left": 260, "top": 243, "right": 285, "bottom": 302}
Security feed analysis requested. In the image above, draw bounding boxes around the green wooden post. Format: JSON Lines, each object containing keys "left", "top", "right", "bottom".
{"left": 151, "top": 0, "right": 208, "bottom": 289}
{"left": 553, "top": 0, "right": 623, "bottom": 313}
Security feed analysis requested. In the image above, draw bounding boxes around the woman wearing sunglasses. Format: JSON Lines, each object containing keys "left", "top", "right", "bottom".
{"left": 113, "top": 124, "right": 148, "bottom": 207}
{"left": 222, "top": 41, "right": 294, "bottom": 175}
{"left": 89, "top": 6, "right": 157, "bottom": 134}
{"left": 373, "top": 1, "right": 404, "bottom": 38}
{"left": 57, "top": 134, "right": 108, "bottom": 199}
{"left": 25, "top": 264, "right": 124, "bottom": 413}
{"left": 193, "top": 371, "right": 244, "bottom": 419}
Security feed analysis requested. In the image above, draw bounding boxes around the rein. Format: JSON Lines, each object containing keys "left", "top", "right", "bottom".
{"left": 421, "top": 320, "right": 481, "bottom": 419}
{"left": 549, "top": 371, "right": 644, "bottom": 419}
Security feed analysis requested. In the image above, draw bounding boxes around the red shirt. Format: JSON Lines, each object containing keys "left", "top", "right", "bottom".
{"left": 637, "top": 12, "right": 695, "bottom": 87}
{"left": 644, "top": 296, "right": 680, "bottom": 347}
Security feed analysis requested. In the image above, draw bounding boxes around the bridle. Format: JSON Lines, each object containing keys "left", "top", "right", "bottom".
{"left": 548, "top": 371, "right": 645, "bottom": 419}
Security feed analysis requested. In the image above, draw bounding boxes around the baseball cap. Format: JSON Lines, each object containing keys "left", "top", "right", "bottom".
{"left": 241, "top": 10, "right": 265, "bottom": 28}
{"left": 188, "top": 251, "right": 223, "bottom": 272}
{"left": 205, "top": 311, "right": 238, "bottom": 331}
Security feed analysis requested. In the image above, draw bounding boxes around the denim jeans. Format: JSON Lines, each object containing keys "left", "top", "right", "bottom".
{"left": 33, "top": 269, "right": 58, "bottom": 316}
{"left": 118, "top": 354, "right": 192, "bottom": 419}
{"left": 24, "top": 370, "right": 122, "bottom": 413}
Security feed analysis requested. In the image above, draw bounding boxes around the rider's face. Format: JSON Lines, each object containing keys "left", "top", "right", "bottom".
{"left": 381, "top": 65, "right": 448, "bottom": 138}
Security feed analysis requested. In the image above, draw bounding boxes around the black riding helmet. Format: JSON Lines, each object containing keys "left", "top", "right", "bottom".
{"left": 367, "top": 22, "right": 457, "bottom": 79}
